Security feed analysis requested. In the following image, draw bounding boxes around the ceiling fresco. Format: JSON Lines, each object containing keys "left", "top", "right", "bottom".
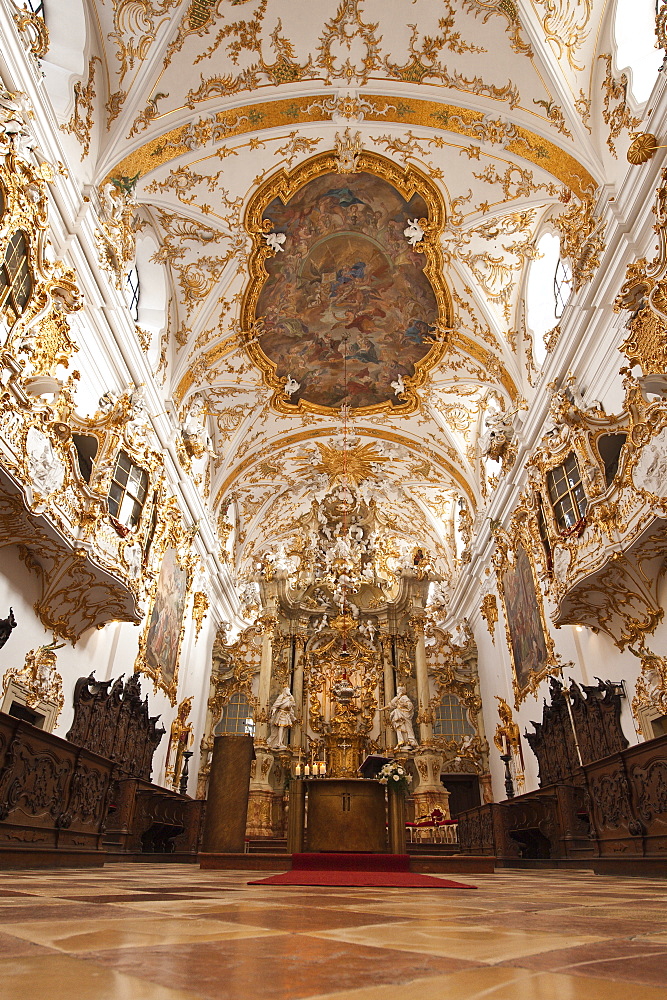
{"left": 254, "top": 171, "right": 439, "bottom": 411}
{"left": 52, "top": 0, "right": 632, "bottom": 602}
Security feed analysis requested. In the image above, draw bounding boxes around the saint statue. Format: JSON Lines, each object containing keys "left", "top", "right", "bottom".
{"left": 268, "top": 686, "right": 297, "bottom": 748}
{"left": 381, "top": 686, "right": 418, "bottom": 747}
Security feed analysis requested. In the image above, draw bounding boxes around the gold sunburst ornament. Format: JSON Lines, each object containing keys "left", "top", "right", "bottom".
{"left": 627, "top": 132, "right": 660, "bottom": 165}
{"left": 296, "top": 441, "right": 389, "bottom": 488}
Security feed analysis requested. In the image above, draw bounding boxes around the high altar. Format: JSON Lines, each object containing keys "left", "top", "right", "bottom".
{"left": 198, "top": 483, "right": 491, "bottom": 849}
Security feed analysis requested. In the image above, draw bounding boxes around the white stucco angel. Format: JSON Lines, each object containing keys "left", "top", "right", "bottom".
{"left": 284, "top": 374, "right": 300, "bottom": 397}
{"left": 268, "top": 686, "right": 297, "bottom": 748}
{"left": 391, "top": 374, "right": 406, "bottom": 397}
{"left": 404, "top": 218, "right": 425, "bottom": 246}
{"left": 265, "top": 231, "right": 286, "bottom": 253}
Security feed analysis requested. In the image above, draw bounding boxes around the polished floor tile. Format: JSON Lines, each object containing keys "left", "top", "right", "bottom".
{"left": 0, "top": 865, "right": 665, "bottom": 1000}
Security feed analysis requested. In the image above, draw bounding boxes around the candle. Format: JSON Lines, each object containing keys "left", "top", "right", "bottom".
{"left": 502, "top": 734, "right": 508, "bottom": 755}
{"left": 304, "top": 764, "right": 310, "bottom": 776}
{"left": 295, "top": 763, "right": 301, "bottom": 777}
{"left": 318, "top": 762, "right": 325, "bottom": 776}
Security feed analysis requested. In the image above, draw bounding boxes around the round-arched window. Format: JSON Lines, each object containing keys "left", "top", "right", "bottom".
{"left": 214, "top": 693, "right": 254, "bottom": 736}
{"left": 614, "top": 0, "right": 662, "bottom": 105}
{"left": 433, "top": 695, "right": 475, "bottom": 739}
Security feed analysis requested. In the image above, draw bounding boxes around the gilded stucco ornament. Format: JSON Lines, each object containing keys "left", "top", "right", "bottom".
{"left": 8, "top": 1, "right": 49, "bottom": 60}
{"left": 191, "top": 591, "right": 209, "bottom": 641}
{"left": 1, "top": 640, "right": 64, "bottom": 723}
{"left": 479, "top": 593, "right": 498, "bottom": 642}
{"left": 96, "top": 179, "right": 138, "bottom": 288}
{"left": 423, "top": 622, "right": 488, "bottom": 773}
{"left": 196, "top": 622, "right": 261, "bottom": 797}
{"left": 615, "top": 167, "right": 667, "bottom": 375}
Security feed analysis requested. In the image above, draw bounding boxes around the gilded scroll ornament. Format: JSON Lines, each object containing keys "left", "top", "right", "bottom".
{"left": 9, "top": 1, "right": 49, "bottom": 59}
{"left": 615, "top": 168, "right": 667, "bottom": 375}
{"left": 62, "top": 57, "right": 101, "bottom": 161}
{"left": 598, "top": 53, "right": 643, "bottom": 159}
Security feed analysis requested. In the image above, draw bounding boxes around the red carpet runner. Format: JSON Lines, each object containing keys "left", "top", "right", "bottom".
{"left": 249, "top": 853, "right": 476, "bottom": 888}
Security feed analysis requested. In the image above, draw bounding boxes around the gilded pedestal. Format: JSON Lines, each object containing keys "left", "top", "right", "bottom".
{"left": 246, "top": 747, "right": 275, "bottom": 838}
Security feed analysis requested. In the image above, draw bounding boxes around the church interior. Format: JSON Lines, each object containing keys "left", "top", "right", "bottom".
{"left": 1, "top": 0, "right": 667, "bottom": 997}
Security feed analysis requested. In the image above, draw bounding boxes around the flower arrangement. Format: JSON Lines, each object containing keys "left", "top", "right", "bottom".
{"left": 377, "top": 760, "right": 412, "bottom": 796}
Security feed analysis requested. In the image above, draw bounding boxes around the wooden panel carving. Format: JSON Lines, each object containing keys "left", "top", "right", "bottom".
{"left": 0, "top": 712, "right": 114, "bottom": 865}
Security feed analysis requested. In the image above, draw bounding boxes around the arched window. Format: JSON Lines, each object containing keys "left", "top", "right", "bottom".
{"left": 214, "top": 693, "right": 254, "bottom": 736}
{"left": 546, "top": 453, "right": 587, "bottom": 530}
{"left": 18, "top": 0, "right": 45, "bottom": 16}
{"left": 107, "top": 450, "right": 148, "bottom": 529}
{"left": 433, "top": 695, "right": 475, "bottom": 739}
{"left": 614, "top": 0, "right": 663, "bottom": 105}
{"left": 526, "top": 231, "right": 561, "bottom": 366}
{"left": 126, "top": 266, "right": 140, "bottom": 322}
{"left": 0, "top": 230, "right": 32, "bottom": 325}
{"left": 554, "top": 257, "right": 572, "bottom": 319}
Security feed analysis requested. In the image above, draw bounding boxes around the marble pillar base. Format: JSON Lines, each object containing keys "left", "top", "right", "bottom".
{"left": 412, "top": 788, "right": 451, "bottom": 819}
{"left": 412, "top": 751, "right": 451, "bottom": 819}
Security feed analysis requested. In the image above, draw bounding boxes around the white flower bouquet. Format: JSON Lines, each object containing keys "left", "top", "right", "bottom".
{"left": 377, "top": 760, "right": 412, "bottom": 795}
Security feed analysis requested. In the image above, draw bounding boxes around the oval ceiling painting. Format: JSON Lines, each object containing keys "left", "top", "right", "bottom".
{"left": 246, "top": 163, "right": 447, "bottom": 414}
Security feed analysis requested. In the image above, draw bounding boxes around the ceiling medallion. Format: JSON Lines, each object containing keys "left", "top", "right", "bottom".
{"left": 241, "top": 149, "right": 452, "bottom": 416}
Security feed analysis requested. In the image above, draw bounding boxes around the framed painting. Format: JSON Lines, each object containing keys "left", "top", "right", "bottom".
{"left": 498, "top": 541, "right": 558, "bottom": 706}
{"left": 139, "top": 544, "right": 190, "bottom": 704}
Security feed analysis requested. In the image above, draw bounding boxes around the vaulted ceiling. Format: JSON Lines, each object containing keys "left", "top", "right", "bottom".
{"left": 70, "top": 0, "right": 622, "bottom": 587}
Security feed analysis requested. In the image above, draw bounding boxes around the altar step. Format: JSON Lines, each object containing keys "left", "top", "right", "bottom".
{"left": 407, "top": 842, "right": 461, "bottom": 856}
{"left": 246, "top": 837, "right": 288, "bottom": 854}
{"left": 200, "top": 851, "right": 495, "bottom": 874}
{"left": 245, "top": 837, "right": 460, "bottom": 857}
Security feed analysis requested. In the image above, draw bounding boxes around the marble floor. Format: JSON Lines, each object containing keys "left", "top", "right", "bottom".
{"left": 0, "top": 864, "right": 666, "bottom": 1000}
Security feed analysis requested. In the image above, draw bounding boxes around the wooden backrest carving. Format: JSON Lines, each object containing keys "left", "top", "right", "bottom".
{"left": 526, "top": 676, "right": 628, "bottom": 786}
{"left": 66, "top": 672, "right": 165, "bottom": 781}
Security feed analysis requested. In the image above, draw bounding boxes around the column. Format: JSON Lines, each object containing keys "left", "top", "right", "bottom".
{"left": 290, "top": 635, "right": 306, "bottom": 748}
{"left": 255, "top": 613, "right": 276, "bottom": 743}
{"left": 412, "top": 750, "right": 451, "bottom": 820}
{"left": 410, "top": 614, "right": 433, "bottom": 743}
{"left": 382, "top": 636, "right": 395, "bottom": 748}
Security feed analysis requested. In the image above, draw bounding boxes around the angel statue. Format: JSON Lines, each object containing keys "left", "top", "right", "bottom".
{"left": 268, "top": 686, "right": 297, "bottom": 748}
{"left": 380, "top": 686, "right": 418, "bottom": 747}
